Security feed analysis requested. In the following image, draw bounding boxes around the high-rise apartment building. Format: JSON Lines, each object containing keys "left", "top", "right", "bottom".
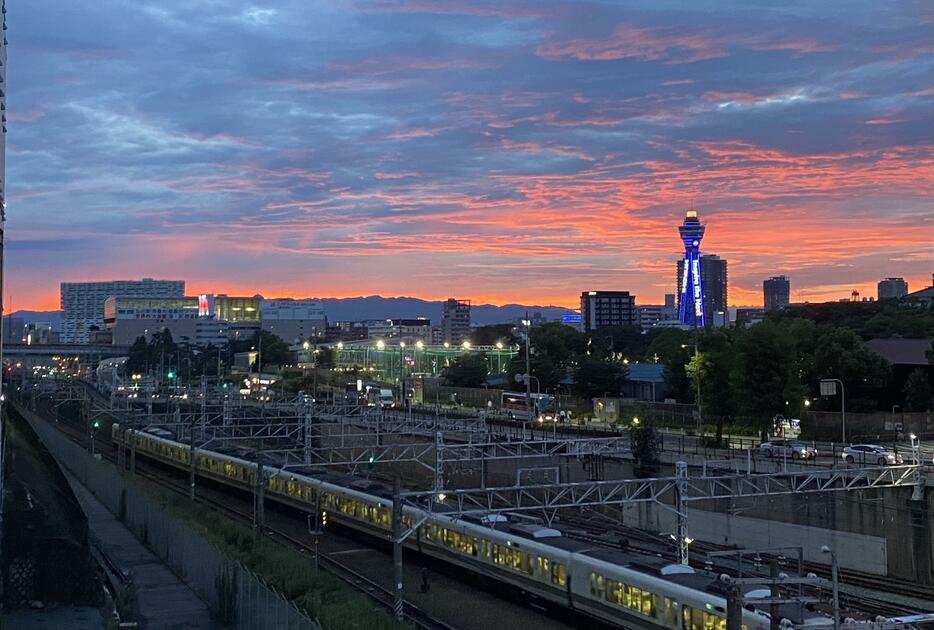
{"left": 763, "top": 276, "right": 790, "bottom": 311}
{"left": 877, "top": 277, "right": 908, "bottom": 300}
{"left": 580, "top": 291, "right": 637, "bottom": 332}
{"left": 61, "top": 278, "right": 185, "bottom": 343}
{"left": 441, "top": 298, "right": 471, "bottom": 344}
{"left": 677, "top": 254, "right": 728, "bottom": 327}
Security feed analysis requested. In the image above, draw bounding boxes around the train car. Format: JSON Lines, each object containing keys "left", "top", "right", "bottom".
{"left": 111, "top": 424, "right": 823, "bottom": 630}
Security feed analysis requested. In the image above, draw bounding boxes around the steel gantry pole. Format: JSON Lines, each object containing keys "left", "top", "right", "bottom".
{"left": 675, "top": 460, "right": 690, "bottom": 565}
{"left": 392, "top": 476, "right": 404, "bottom": 622}
{"left": 433, "top": 430, "right": 444, "bottom": 502}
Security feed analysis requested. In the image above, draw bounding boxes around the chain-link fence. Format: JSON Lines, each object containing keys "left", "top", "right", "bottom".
{"left": 17, "top": 404, "right": 322, "bottom": 630}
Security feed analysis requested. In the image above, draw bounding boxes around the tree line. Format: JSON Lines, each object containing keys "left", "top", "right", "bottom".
{"left": 442, "top": 302, "right": 934, "bottom": 438}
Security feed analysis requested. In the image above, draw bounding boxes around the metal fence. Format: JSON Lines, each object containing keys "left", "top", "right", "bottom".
{"left": 18, "top": 404, "right": 322, "bottom": 630}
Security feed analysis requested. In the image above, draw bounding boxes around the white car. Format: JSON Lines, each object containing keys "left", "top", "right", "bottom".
{"left": 758, "top": 440, "right": 817, "bottom": 459}
{"left": 841, "top": 444, "right": 903, "bottom": 466}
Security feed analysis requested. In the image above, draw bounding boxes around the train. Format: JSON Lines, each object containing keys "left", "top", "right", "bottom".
{"left": 112, "top": 423, "right": 830, "bottom": 630}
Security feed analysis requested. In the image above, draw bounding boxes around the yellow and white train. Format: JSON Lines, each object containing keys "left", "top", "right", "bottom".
{"left": 113, "top": 423, "right": 828, "bottom": 630}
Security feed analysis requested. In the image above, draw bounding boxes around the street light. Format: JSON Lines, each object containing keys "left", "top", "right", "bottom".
{"left": 820, "top": 379, "right": 846, "bottom": 444}
{"left": 821, "top": 545, "right": 839, "bottom": 630}
{"left": 461, "top": 340, "right": 471, "bottom": 350}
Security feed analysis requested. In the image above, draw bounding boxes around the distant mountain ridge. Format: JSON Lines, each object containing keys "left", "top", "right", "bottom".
{"left": 7, "top": 310, "right": 62, "bottom": 329}
{"left": 12, "top": 296, "right": 572, "bottom": 331}
{"left": 315, "top": 296, "right": 571, "bottom": 324}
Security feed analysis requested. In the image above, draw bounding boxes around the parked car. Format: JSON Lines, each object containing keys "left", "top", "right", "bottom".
{"left": 758, "top": 439, "right": 817, "bottom": 459}
{"left": 841, "top": 444, "right": 903, "bottom": 466}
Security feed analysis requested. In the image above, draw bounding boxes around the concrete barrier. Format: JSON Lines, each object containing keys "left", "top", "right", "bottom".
{"left": 620, "top": 501, "right": 887, "bottom": 575}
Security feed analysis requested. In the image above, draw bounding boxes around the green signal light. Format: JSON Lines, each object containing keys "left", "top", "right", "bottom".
{"left": 167, "top": 371, "right": 177, "bottom": 379}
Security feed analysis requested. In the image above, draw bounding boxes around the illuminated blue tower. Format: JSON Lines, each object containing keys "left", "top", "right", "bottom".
{"left": 677, "top": 210, "right": 706, "bottom": 328}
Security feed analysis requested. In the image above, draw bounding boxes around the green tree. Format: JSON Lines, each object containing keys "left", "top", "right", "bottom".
{"left": 735, "top": 322, "right": 805, "bottom": 439}
{"left": 686, "top": 329, "right": 737, "bottom": 444}
{"left": 315, "top": 347, "right": 336, "bottom": 370}
{"left": 590, "top": 326, "right": 652, "bottom": 362}
{"left": 230, "top": 330, "right": 289, "bottom": 371}
{"left": 471, "top": 324, "right": 518, "bottom": 347}
{"left": 126, "top": 336, "right": 150, "bottom": 375}
{"left": 507, "top": 323, "right": 585, "bottom": 392}
{"left": 573, "top": 354, "right": 627, "bottom": 399}
{"left": 903, "top": 369, "right": 933, "bottom": 411}
{"left": 645, "top": 329, "right": 693, "bottom": 402}
{"left": 442, "top": 353, "right": 489, "bottom": 388}
{"left": 812, "top": 328, "right": 890, "bottom": 411}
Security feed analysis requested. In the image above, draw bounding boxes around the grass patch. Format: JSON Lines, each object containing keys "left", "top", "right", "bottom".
{"left": 132, "top": 477, "right": 409, "bottom": 630}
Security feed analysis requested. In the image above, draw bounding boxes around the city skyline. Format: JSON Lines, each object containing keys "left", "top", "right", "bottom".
{"left": 8, "top": 1, "right": 933, "bottom": 311}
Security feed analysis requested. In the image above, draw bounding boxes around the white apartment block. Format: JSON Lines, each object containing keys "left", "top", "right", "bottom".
{"left": 61, "top": 278, "right": 184, "bottom": 343}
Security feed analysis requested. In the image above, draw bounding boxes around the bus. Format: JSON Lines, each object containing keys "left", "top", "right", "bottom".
{"left": 500, "top": 391, "right": 558, "bottom": 423}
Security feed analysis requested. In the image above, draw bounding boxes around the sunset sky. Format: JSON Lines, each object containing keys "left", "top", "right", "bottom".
{"left": 8, "top": 0, "right": 933, "bottom": 311}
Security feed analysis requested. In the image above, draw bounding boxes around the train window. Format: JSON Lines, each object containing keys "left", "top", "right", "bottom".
{"left": 551, "top": 563, "right": 566, "bottom": 587}
{"left": 664, "top": 598, "right": 679, "bottom": 627}
{"left": 682, "top": 607, "right": 725, "bottom": 630}
{"left": 590, "top": 573, "right": 605, "bottom": 598}
{"left": 492, "top": 544, "right": 532, "bottom": 575}
{"left": 602, "top": 578, "right": 657, "bottom": 617}
{"left": 537, "top": 556, "right": 550, "bottom": 580}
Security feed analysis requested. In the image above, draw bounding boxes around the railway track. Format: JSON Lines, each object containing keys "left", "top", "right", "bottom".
{"left": 35, "top": 402, "right": 934, "bottom": 624}
{"left": 33, "top": 407, "right": 457, "bottom": 630}
{"left": 560, "top": 514, "right": 934, "bottom": 619}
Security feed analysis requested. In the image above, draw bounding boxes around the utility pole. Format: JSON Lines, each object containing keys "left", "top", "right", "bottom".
{"left": 725, "top": 581, "right": 742, "bottom": 630}
{"left": 769, "top": 561, "right": 779, "bottom": 630}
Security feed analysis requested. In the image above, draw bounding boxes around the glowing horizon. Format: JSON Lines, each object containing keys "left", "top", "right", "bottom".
{"left": 7, "top": 1, "right": 933, "bottom": 313}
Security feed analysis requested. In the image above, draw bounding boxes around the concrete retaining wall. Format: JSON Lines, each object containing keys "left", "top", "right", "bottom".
{"left": 620, "top": 502, "right": 887, "bottom": 574}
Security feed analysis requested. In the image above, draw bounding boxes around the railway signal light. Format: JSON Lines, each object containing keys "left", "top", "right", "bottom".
{"left": 367, "top": 453, "right": 376, "bottom": 468}
{"left": 167, "top": 370, "right": 177, "bottom": 379}
{"left": 92, "top": 419, "right": 101, "bottom": 431}
{"left": 320, "top": 510, "right": 328, "bottom": 528}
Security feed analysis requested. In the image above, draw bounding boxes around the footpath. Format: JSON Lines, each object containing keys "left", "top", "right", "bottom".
{"left": 64, "top": 469, "right": 217, "bottom": 630}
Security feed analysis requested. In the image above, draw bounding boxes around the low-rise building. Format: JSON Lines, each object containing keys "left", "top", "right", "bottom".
{"left": 260, "top": 298, "right": 327, "bottom": 344}
{"left": 636, "top": 294, "right": 677, "bottom": 329}
{"left": 366, "top": 318, "right": 431, "bottom": 342}
{"left": 901, "top": 275, "right": 934, "bottom": 309}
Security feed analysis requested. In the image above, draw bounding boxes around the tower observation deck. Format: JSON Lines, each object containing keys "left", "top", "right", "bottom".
{"left": 678, "top": 210, "right": 706, "bottom": 328}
